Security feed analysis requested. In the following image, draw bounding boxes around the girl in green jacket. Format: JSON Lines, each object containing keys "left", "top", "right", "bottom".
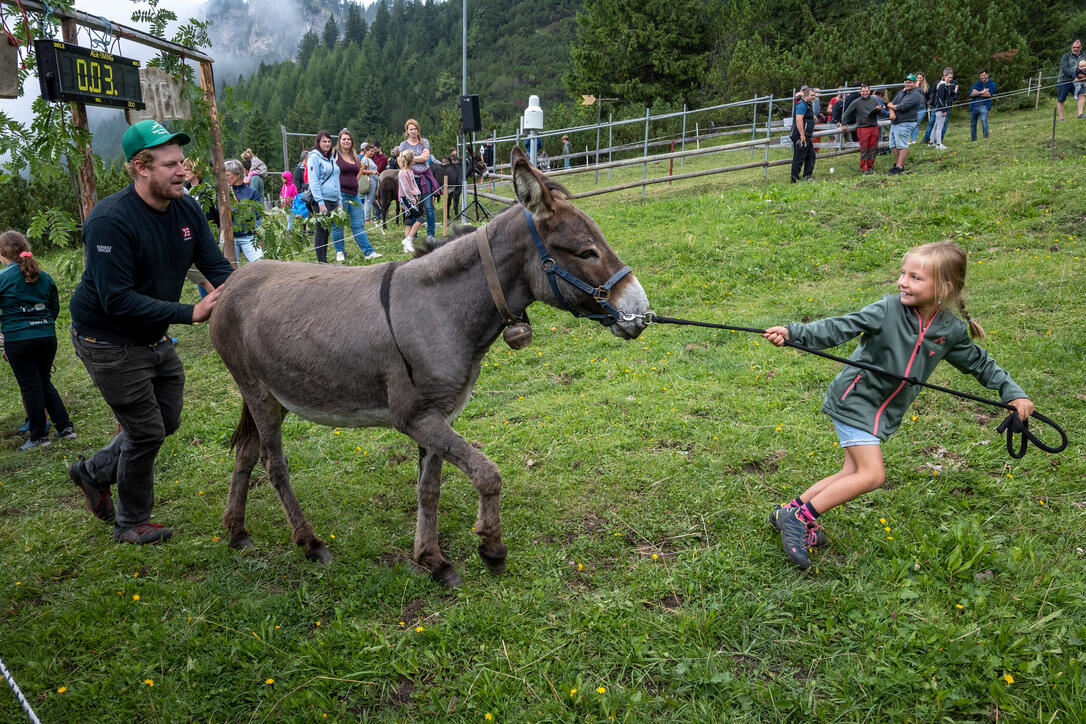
{"left": 0, "top": 231, "right": 76, "bottom": 450}
{"left": 762, "top": 241, "right": 1033, "bottom": 570}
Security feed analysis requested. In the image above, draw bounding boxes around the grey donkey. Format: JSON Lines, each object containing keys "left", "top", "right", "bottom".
{"left": 208, "top": 146, "right": 651, "bottom": 586}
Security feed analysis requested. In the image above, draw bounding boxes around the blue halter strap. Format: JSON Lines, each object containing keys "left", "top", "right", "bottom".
{"left": 522, "top": 208, "right": 632, "bottom": 325}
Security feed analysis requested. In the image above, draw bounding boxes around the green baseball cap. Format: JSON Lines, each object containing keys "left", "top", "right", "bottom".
{"left": 904, "top": 73, "right": 917, "bottom": 82}
{"left": 122, "top": 120, "right": 191, "bottom": 161}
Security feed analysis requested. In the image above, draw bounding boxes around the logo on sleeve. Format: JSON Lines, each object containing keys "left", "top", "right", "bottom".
{"left": 180, "top": 226, "right": 192, "bottom": 240}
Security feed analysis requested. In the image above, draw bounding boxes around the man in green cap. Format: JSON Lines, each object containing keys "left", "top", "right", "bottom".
{"left": 67, "top": 119, "right": 234, "bottom": 545}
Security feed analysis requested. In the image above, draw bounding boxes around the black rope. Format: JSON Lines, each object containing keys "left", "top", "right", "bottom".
{"left": 650, "top": 315, "right": 1067, "bottom": 459}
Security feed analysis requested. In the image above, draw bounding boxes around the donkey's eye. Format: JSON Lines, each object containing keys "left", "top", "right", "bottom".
{"left": 576, "top": 249, "right": 599, "bottom": 260}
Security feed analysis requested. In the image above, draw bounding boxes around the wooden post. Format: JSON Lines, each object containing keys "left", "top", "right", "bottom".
{"left": 1035, "top": 70, "right": 1041, "bottom": 109}
{"left": 199, "top": 60, "right": 237, "bottom": 267}
{"left": 61, "top": 18, "right": 97, "bottom": 222}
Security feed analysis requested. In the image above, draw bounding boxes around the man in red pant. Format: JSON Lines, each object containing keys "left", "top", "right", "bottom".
{"left": 841, "top": 84, "right": 885, "bottom": 175}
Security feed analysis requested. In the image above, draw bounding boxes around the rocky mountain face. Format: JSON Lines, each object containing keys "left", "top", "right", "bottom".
{"left": 201, "top": 0, "right": 373, "bottom": 82}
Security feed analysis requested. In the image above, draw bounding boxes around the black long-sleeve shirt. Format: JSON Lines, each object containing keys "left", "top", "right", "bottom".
{"left": 70, "top": 185, "right": 234, "bottom": 345}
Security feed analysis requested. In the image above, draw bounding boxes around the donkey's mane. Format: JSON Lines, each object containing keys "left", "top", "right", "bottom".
{"left": 413, "top": 174, "right": 571, "bottom": 260}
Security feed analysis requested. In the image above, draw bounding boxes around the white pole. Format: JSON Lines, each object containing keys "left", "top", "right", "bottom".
{"left": 642, "top": 107, "right": 649, "bottom": 199}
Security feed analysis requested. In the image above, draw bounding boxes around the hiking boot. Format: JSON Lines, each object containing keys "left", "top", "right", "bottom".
{"left": 888, "top": 166, "right": 902, "bottom": 175}
{"left": 113, "top": 522, "right": 172, "bottom": 545}
{"left": 54, "top": 426, "right": 77, "bottom": 441}
{"left": 69, "top": 458, "right": 114, "bottom": 522}
{"left": 778, "top": 508, "right": 811, "bottom": 569}
{"left": 19, "top": 437, "right": 51, "bottom": 451}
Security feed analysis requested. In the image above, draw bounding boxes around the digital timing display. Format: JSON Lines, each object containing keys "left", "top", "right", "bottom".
{"left": 35, "top": 39, "right": 145, "bottom": 109}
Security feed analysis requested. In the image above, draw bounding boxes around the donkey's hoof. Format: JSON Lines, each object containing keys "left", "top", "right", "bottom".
{"left": 478, "top": 544, "right": 507, "bottom": 575}
{"left": 229, "top": 536, "right": 253, "bottom": 551}
{"left": 306, "top": 545, "right": 333, "bottom": 564}
{"left": 431, "top": 563, "right": 462, "bottom": 588}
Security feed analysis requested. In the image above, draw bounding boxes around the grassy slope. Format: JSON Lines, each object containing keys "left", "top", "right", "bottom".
{"left": 1, "top": 107, "right": 1084, "bottom": 722}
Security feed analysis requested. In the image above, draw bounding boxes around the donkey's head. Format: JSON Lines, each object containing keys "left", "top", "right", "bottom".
{"left": 511, "top": 147, "right": 650, "bottom": 339}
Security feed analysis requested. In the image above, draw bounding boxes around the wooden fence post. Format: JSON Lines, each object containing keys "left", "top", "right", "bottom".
{"left": 200, "top": 60, "right": 236, "bottom": 267}
{"left": 61, "top": 18, "right": 97, "bottom": 223}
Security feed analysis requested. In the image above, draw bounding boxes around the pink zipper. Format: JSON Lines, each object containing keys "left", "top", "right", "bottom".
{"left": 873, "top": 307, "right": 936, "bottom": 435}
{"left": 841, "top": 372, "right": 862, "bottom": 400}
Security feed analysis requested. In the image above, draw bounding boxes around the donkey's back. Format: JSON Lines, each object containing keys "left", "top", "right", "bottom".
{"left": 210, "top": 260, "right": 398, "bottom": 427}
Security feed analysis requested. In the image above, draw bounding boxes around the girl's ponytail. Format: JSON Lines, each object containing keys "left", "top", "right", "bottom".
{"left": 957, "top": 298, "right": 984, "bottom": 339}
{"left": 0, "top": 230, "right": 40, "bottom": 284}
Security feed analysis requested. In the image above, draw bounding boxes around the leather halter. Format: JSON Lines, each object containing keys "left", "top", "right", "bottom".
{"left": 476, "top": 223, "right": 525, "bottom": 329}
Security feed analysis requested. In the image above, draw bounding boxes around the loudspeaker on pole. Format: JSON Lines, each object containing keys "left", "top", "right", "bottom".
{"left": 460, "top": 94, "right": 481, "bottom": 132}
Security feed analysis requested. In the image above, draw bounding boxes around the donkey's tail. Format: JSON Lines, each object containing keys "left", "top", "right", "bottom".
{"left": 230, "top": 401, "right": 260, "bottom": 451}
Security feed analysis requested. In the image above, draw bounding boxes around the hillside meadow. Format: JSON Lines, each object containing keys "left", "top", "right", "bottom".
{"left": 1, "top": 106, "right": 1084, "bottom": 722}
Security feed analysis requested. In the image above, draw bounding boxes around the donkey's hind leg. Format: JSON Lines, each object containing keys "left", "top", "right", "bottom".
{"left": 247, "top": 393, "right": 331, "bottom": 563}
{"left": 224, "top": 401, "right": 260, "bottom": 550}
{"left": 415, "top": 446, "right": 462, "bottom": 587}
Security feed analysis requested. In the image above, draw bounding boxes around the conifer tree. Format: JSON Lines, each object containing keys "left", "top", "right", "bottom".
{"left": 344, "top": 4, "right": 368, "bottom": 46}
{"left": 567, "top": 0, "right": 713, "bottom": 106}
{"left": 297, "top": 30, "right": 319, "bottom": 64}
{"left": 323, "top": 15, "right": 340, "bottom": 48}
{"left": 244, "top": 109, "right": 277, "bottom": 165}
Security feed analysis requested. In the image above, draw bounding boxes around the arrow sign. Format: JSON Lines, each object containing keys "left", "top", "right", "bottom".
{"left": 581, "top": 94, "right": 596, "bottom": 106}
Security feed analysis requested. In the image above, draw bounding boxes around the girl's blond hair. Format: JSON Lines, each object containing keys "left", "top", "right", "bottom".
{"left": 903, "top": 241, "right": 984, "bottom": 338}
{"left": 399, "top": 151, "right": 414, "bottom": 169}
{"left": 0, "top": 230, "right": 41, "bottom": 284}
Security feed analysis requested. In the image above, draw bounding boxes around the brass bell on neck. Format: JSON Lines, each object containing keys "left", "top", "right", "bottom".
{"left": 503, "top": 322, "right": 533, "bottom": 350}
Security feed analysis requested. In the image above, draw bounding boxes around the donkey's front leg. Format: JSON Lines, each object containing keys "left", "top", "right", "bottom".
{"left": 415, "top": 446, "right": 462, "bottom": 587}
{"left": 406, "top": 413, "right": 507, "bottom": 578}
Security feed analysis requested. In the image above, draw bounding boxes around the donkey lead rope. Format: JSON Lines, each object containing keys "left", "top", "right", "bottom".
{"left": 648, "top": 314, "right": 1067, "bottom": 460}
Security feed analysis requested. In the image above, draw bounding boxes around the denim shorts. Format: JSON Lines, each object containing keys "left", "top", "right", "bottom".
{"left": 1056, "top": 80, "right": 1074, "bottom": 103}
{"left": 1075, "top": 81, "right": 1086, "bottom": 99}
{"left": 889, "top": 122, "right": 915, "bottom": 149}
{"left": 832, "top": 418, "right": 881, "bottom": 447}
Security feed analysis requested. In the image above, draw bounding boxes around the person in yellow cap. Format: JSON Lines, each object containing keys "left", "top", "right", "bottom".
{"left": 67, "top": 120, "right": 235, "bottom": 545}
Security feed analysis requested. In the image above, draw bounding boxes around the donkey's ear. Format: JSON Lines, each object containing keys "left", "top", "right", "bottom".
{"left": 511, "top": 146, "right": 554, "bottom": 221}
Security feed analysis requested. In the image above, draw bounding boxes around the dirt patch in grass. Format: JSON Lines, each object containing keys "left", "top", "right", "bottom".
{"left": 743, "top": 449, "right": 787, "bottom": 475}
{"left": 401, "top": 598, "right": 427, "bottom": 622}
{"left": 643, "top": 593, "right": 684, "bottom": 613}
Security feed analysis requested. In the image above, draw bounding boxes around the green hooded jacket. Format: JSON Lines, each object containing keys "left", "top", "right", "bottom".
{"left": 786, "top": 295, "right": 1026, "bottom": 440}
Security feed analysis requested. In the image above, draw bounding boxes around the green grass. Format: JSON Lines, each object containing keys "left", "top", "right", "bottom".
{"left": 2, "top": 107, "right": 1084, "bottom": 722}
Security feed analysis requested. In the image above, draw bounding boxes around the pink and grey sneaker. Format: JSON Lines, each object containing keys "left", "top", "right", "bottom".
{"left": 778, "top": 508, "right": 811, "bottom": 570}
